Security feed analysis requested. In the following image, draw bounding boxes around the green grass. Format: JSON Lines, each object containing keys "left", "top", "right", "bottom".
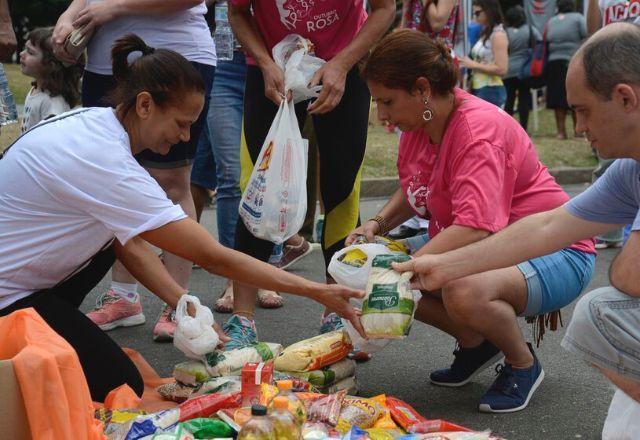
{"left": 363, "top": 103, "right": 597, "bottom": 178}
{"left": 1, "top": 63, "right": 597, "bottom": 174}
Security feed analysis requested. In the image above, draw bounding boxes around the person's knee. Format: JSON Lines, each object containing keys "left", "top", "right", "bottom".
{"left": 442, "top": 279, "right": 478, "bottom": 321}
{"left": 566, "top": 287, "right": 627, "bottom": 345}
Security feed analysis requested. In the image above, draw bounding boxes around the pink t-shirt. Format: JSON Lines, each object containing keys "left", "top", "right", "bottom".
{"left": 397, "top": 88, "right": 595, "bottom": 254}
{"left": 229, "top": 0, "right": 367, "bottom": 62}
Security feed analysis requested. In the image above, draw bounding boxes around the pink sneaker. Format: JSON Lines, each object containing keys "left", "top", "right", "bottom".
{"left": 153, "top": 304, "right": 177, "bottom": 342}
{"left": 87, "top": 289, "right": 145, "bottom": 331}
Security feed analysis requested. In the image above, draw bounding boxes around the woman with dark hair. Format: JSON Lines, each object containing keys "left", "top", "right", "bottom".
{"left": 351, "top": 29, "right": 595, "bottom": 413}
{"left": 0, "top": 34, "right": 363, "bottom": 402}
{"left": 546, "top": 0, "right": 587, "bottom": 139}
{"left": 503, "top": 5, "right": 541, "bottom": 131}
{"left": 459, "top": 0, "right": 508, "bottom": 107}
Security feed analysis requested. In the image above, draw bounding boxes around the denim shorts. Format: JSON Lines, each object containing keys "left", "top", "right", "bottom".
{"left": 472, "top": 85, "right": 507, "bottom": 108}
{"left": 562, "top": 287, "right": 640, "bottom": 381}
{"left": 517, "top": 248, "right": 596, "bottom": 317}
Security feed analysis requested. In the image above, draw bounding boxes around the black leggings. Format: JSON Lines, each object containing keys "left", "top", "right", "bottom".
{"left": 236, "top": 65, "right": 370, "bottom": 268}
{"left": 503, "top": 77, "right": 532, "bottom": 131}
{"left": 0, "top": 244, "right": 144, "bottom": 402}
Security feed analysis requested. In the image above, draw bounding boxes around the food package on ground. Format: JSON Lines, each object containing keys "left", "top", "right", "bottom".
{"left": 280, "top": 358, "right": 356, "bottom": 387}
{"left": 180, "top": 418, "right": 235, "bottom": 439}
{"left": 369, "top": 395, "right": 398, "bottom": 430}
{"left": 173, "top": 294, "right": 219, "bottom": 360}
{"left": 95, "top": 409, "right": 147, "bottom": 437}
{"left": 118, "top": 409, "right": 181, "bottom": 440}
{"left": 203, "top": 342, "right": 282, "bottom": 376}
{"left": 336, "top": 396, "right": 384, "bottom": 432}
{"left": 216, "top": 407, "right": 252, "bottom": 432}
{"left": 366, "top": 428, "right": 406, "bottom": 439}
{"left": 405, "top": 432, "right": 495, "bottom": 440}
{"left": 177, "top": 392, "right": 241, "bottom": 421}
{"left": 273, "top": 371, "right": 318, "bottom": 392}
{"left": 302, "top": 421, "right": 342, "bottom": 440}
{"left": 385, "top": 397, "right": 427, "bottom": 432}
{"left": 192, "top": 376, "right": 242, "bottom": 397}
{"left": 318, "top": 376, "right": 358, "bottom": 395}
{"left": 362, "top": 255, "right": 418, "bottom": 339}
{"left": 173, "top": 360, "right": 211, "bottom": 386}
{"left": 408, "top": 419, "right": 473, "bottom": 434}
{"left": 157, "top": 381, "right": 196, "bottom": 403}
{"left": 275, "top": 331, "right": 352, "bottom": 372}
{"left": 297, "top": 390, "right": 347, "bottom": 426}
{"left": 241, "top": 362, "right": 274, "bottom": 406}
{"left": 150, "top": 423, "right": 195, "bottom": 440}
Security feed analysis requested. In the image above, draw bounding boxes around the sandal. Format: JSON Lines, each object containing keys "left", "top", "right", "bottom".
{"left": 214, "top": 284, "right": 234, "bottom": 313}
{"left": 257, "top": 289, "right": 284, "bottom": 309}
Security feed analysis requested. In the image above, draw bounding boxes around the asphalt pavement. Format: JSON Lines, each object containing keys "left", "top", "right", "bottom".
{"left": 81, "top": 183, "right": 616, "bottom": 439}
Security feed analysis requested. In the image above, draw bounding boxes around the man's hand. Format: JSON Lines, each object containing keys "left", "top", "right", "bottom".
{"left": 73, "top": 2, "right": 120, "bottom": 36}
{"left": 392, "top": 254, "right": 447, "bottom": 291}
{"left": 261, "top": 60, "right": 290, "bottom": 106}
{"left": 307, "top": 59, "right": 348, "bottom": 114}
{"left": 317, "top": 284, "right": 366, "bottom": 339}
{"left": 52, "top": 14, "right": 79, "bottom": 64}
{"left": 345, "top": 220, "right": 380, "bottom": 246}
{"left": 0, "top": 20, "right": 15, "bottom": 60}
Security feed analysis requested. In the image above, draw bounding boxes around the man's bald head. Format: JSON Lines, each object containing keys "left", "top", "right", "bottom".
{"left": 571, "top": 22, "right": 640, "bottom": 100}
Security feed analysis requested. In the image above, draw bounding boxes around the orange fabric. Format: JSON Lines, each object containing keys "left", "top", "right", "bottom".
{"left": 0, "top": 308, "right": 106, "bottom": 440}
{"left": 103, "top": 384, "right": 141, "bottom": 410}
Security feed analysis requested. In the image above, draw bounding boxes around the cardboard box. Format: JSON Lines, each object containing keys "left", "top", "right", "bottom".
{"left": 0, "top": 359, "right": 32, "bottom": 439}
{"left": 241, "top": 362, "right": 273, "bottom": 407}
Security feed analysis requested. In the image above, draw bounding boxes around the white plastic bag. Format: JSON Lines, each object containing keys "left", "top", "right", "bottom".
{"left": 273, "top": 34, "right": 325, "bottom": 103}
{"left": 239, "top": 100, "right": 308, "bottom": 243}
{"left": 602, "top": 387, "right": 640, "bottom": 439}
{"left": 173, "top": 295, "right": 219, "bottom": 360}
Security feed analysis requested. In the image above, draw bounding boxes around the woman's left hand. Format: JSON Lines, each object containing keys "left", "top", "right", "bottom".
{"left": 73, "top": 2, "right": 120, "bottom": 34}
{"left": 308, "top": 59, "right": 349, "bottom": 115}
{"left": 458, "top": 56, "right": 476, "bottom": 69}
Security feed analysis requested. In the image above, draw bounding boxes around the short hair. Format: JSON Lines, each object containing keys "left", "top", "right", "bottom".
{"left": 581, "top": 24, "right": 640, "bottom": 99}
{"left": 557, "top": 0, "right": 575, "bottom": 13}
{"left": 505, "top": 5, "right": 526, "bottom": 28}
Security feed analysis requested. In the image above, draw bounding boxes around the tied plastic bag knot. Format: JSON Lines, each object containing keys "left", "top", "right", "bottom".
{"left": 272, "top": 34, "right": 326, "bottom": 103}
{"left": 174, "top": 295, "right": 219, "bottom": 360}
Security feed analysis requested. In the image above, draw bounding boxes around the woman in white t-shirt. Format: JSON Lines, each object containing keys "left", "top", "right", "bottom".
{"left": 52, "top": 0, "right": 217, "bottom": 339}
{"left": 0, "top": 35, "right": 363, "bottom": 402}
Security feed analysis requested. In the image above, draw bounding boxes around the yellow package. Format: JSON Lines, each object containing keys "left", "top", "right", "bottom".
{"left": 338, "top": 248, "right": 369, "bottom": 267}
{"left": 366, "top": 428, "right": 396, "bottom": 440}
{"left": 274, "top": 330, "right": 352, "bottom": 372}
{"left": 371, "top": 395, "right": 399, "bottom": 430}
{"left": 259, "top": 383, "right": 279, "bottom": 406}
{"left": 336, "top": 396, "right": 384, "bottom": 432}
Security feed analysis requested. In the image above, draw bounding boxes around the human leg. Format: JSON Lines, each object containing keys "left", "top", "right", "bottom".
{"left": 554, "top": 108, "right": 567, "bottom": 139}
{"left": 503, "top": 77, "right": 517, "bottom": 116}
{"left": 516, "top": 78, "right": 532, "bottom": 131}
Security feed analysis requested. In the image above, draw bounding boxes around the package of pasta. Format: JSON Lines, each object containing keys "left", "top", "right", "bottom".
{"left": 361, "top": 254, "right": 418, "bottom": 339}
{"left": 385, "top": 397, "right": 426, "bottom": 432}
{"left": 335, "top": 396, "right": 384, "bottom": 432}
{"left": 274, "top": 331, "right": 352, "bottom": 372}
{"left": 202, "top": 342, "right": 283, "bottom": 376}
{"left": 280, "top": 358, "right": 356, "bottom": 387}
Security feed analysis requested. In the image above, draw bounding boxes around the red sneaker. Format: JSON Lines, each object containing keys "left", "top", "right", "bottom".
{"left": 153, "top": 304, "right": 177, "bottom": 342}
{"left": 87, "top": 289, "right": 145, "bottom": 331}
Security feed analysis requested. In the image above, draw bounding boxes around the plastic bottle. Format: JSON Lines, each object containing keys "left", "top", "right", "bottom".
{"left": 267, "top": 380, "right": 307, "bottom": 428}
{"left": 0, "top": 64, "right": 18, "bottom": 125}
{"left": 237, "top": 404, "right": 276, "bottom": 440}
{"left": 269, "top": 396, "right": 302, "bottom": 440}
{"left": 213, "top": 1, "right": 234, "bottom": 61}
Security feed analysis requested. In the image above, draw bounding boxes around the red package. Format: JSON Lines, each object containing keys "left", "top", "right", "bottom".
{"left": 409, "top": 419, "right": 473, "bottom": 433}
{"left": 178, "top": 392, "right": 241, "bottom": 422}
{"left": 386, "top": 397, "right": 427, "bottom": 431}
{"left": 242, "top": 362, "right": 274, "bottom": 406}
{"left": 297, "top": 390, "right": 346, "bottom": 426}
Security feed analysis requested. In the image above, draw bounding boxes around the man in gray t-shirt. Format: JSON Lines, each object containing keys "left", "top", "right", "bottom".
{"left": 391, "top": 23, "right": 640, "bottom": 422}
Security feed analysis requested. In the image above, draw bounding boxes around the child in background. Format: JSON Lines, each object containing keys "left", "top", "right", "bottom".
{"left": 19, "top": 27, "right": 83, "bottom": 132}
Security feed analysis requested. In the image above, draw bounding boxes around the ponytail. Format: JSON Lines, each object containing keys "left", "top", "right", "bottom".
{"left": 109, "top": 34, "right": 204, "bottom": 115}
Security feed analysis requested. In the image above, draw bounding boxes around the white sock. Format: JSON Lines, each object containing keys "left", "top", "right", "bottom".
{"left": 111, "top": 281, "right": 139, "bottom": 303}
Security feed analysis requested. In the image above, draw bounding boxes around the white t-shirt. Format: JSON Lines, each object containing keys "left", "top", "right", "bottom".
{"left": 599, "top": 0, "right": 640, "bottom": 26}
{"left": 0, "top": 107, "right": 187, "bottom": 309}
{"left": 21, "top": 87, "right": 72, "bottom": 133}
{"left": 86, "top": 0, "right": 216, "bottom": 75}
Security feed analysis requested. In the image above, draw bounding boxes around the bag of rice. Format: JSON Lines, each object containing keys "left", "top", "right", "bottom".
{"left": 279, "top": 358, "right": 356, "bottom": 387}
{"left": 274, "top": 331, "right": 352, "bottom": 372}
{"left": 361, "top": 254, "right": 418, "bottom": 339}
{"left": 203, "top": 342, "right": 283, "bottom": 377}
{"left": 173, "top": 360, "right": 210, "bottom": 386}
{"left": 318, "top": 376, "right": 358, "bottom": 395}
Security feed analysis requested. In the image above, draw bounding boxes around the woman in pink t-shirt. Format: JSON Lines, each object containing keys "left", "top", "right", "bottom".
{"left": 348, "top": 30, "right": 596, "bottom": 414}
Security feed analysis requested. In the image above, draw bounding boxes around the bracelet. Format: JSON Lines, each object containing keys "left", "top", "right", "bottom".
{"left": 368, "top": 215, "right": 390, "bottom": 236}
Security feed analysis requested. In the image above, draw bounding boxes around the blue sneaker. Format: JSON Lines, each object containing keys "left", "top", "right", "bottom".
{"left": 319, "top": 312, "right": 344, "bottom": 334}
{"left": 222, "top": 314, "right": 258, "bottom": 351}
{"left": 430, "top": 340, "right": 503, "bottom": 387}
{"left": 478, "top": 343, "right": 545, "bottom": 413}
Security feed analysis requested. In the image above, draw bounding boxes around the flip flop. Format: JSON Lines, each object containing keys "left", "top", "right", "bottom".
{"left": 214, "top": 284, "right": 234, "bottom": 313}
{"left": 257, "top": 289, "right": 284, "bottom": 309}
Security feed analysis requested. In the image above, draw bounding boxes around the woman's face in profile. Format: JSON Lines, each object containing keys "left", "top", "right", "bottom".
{"left": 368, "top": 80, "right": 424, "bottom": 132}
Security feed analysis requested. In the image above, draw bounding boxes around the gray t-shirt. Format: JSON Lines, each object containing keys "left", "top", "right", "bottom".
{"left": 547, "top": 12, "right": 587, "bottom": 61}
{"left": 565, "top": 159, "right": 640, "bottom": 229}
{"left": 505, "top": 25, "right": 542, "bottom": 79}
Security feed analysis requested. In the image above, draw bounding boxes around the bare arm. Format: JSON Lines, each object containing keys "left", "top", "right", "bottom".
{"left": 461, "top": 31, "right": 508, "bottom": 76}
{"left": 425, "top": 0, "right": 457, "bottom": 33}
{"left": 140, "top": 218, "right": 366, "bottom": 336}
{"left": 587, "top": 0, "right": 602, "bottom": 35}
{"left": 412, "top": 224, "right": 490, "bottom": 257}
{"left": 610, "top": 232, "right": 640, "bottom": 297}
{"left": 394, "top": 206, "right": 616, "bottom": 291}
{"left": 0, "top": 0, "right": 16, "bottom": 60}
{"left": 399, "top": 0, "right": 411, "bottom": 29}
